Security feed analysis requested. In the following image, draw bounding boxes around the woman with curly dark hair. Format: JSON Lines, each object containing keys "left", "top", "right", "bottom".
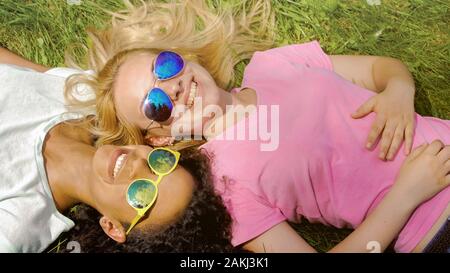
{"left": 62, "top": 147, "right": 237, "bottom": 253}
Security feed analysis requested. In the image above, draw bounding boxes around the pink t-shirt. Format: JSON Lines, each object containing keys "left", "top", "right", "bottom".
{"left": 201, "top": 41, "right": 449, "bottom": 252}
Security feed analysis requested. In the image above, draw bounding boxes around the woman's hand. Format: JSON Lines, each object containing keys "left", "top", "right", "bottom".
{"left": 390, "top": 140, "right": 450, "bottom": 207}
{"left": 352, "top": 81, "right": 415, "bottom": 161}
{"left": 327, "top": 140, "right": 449, "bottom": 253}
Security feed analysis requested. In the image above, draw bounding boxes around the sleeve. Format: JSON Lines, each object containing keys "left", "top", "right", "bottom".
{"left": 255, "top": 40, "right": 333, "bottom": 71}
{"left": 221, "top": 182, "right": 286, "bottom": 247}
{"left": 0, "top": 209, "right": 18, "bottom": 253}
{"left": 0, "top": 231, "right": 16, "bottom": 253}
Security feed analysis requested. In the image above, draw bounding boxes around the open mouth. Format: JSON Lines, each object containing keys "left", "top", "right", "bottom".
{"left": 113, "top": 153, "right": 128, "bottom": 178}
{"left": 109, "top": 148, "right": 129, "bottom": 180}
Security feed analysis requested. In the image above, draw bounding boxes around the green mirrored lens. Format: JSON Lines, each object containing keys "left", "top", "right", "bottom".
{"left": 127, "top": 180, "right": 157, "bottom": 209}
{"left": 148, "top": 149, "right": 176, "bottom": 174}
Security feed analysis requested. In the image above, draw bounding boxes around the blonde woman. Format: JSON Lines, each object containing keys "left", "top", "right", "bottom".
{"left": 65, "top": 1, "right": 450, "bottom": 252}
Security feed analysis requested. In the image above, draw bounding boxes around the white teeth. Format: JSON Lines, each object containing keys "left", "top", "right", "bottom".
{"left": 113, "top": 154, "right": 127, "bottom": 178}
{"left": 187, "top": 81, "right": 197, "bottom": 108}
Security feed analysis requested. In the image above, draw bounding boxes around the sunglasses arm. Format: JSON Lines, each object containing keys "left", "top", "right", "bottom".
{"left": 126, "top": 214, "right": 143, "bottom": 235}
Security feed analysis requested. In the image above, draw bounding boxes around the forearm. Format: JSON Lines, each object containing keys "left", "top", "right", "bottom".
{"left": 0, "top": 47, "right": 48, "bottom": 72}
{"left": 372, "top": 57, "right": 415, "bottom": 96}
{"left": 328, "top": 189, "right": 417, "bottom": 253}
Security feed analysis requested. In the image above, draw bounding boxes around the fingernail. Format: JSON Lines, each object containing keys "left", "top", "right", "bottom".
{"left": 366, "top": 143, "right": 372, "bottom": 149}
{"left": 379, "top": 152, "right": 385, "bottom": 159}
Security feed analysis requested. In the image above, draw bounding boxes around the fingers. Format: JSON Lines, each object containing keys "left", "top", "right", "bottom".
{"left": 404, "top": 122, "right": 414, "bottom": 155}
{"left": 366, "top": 115, "right": 386, "bottom": 149}
{"left": 423, "top": 140, "right": 445, "bottom": 156}
{"left": 407, "top": 143, "right": 428, "bottom": 162}
{"left": 378, "top": 120, "right": 397, "bottom": 160}
{"left": 352, "top": 97, "right": 376, "bottom": 119}
{"left": 444, "top": 160, "right": 450, "bottom": 176}
{"left": 436, "top": 145, "right": 450, "bottom": 164}
{"left": 386, "top": 125, "right": 405, "bottom": 160}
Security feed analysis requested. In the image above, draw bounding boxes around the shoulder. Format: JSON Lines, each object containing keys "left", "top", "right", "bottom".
{"left": 246, "top": 40, "right": 333, "bottom": 73}
{"left": 257, "top": 40, "right": 325, "bottom": 58}
{"left": 210, "top": 178, "right": 286, "bottom": 247}
{"left": 0, "top": 229, "right": 17, "bottom": 253}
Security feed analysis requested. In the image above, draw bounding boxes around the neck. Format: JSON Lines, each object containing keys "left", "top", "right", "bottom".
{"left": 44, "top": 123, "right": 97, "bottom": 212}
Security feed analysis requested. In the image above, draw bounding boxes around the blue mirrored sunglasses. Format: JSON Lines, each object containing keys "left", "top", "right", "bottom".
{"left": 142, "top": 51, "right": 185, "bottom": 123}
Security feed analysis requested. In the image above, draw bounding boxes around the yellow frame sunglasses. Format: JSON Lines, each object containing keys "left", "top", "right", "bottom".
{"left": 125, "top": 147, "right": 180, "bottom": 235}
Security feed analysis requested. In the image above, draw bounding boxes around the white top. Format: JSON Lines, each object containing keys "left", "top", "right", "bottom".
{"left": 0, "top": 65, "right": 93, "bottom": 252}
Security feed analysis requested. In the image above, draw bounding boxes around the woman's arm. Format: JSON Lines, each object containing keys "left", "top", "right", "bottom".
{"left": 244, "top": 140, "right": 450, "bottom": 253}
{"left": 0, "top": 47, "right": 49, "bottom": 72}
{"left": 330, "top": 55, "right": 415, "bottom": 95}
{"left": 330, "top": 55, "right": 416, "bottom": 160}
{"left": 244, "top": 221, "right": 317, "bottom": 252}
{"left": 244, "top": 193, "right": 415, "bottom": 253}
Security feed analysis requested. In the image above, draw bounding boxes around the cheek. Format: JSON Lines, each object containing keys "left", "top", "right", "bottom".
{"left": 92, "top": 147, "right": 111, "bottom": 182}
{"left": 198, "top": 74, "right": 220, "bottom": 104}
{"left": 95, "top": 185, "right": 132, "bottom": 219}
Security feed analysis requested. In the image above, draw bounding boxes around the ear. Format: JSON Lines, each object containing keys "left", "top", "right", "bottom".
{"left": 99, "top": 216, "right": 126, "bottom": 243}
{"left": 144, "top": 135, "right": 175, "bottom": 147}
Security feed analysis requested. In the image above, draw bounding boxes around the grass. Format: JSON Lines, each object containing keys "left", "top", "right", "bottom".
{"left": 1, "top": 0, "right": 448, "bottom": 252}
{"left": 0, "top": 0, "right": 448, "bottom": 119}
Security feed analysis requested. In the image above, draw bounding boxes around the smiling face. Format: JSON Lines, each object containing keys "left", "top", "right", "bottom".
{"left": 113, "top": 51, "right": 225, "bottom": 138}
{"left": 90, "top": 144, "right": 195, "bottom": 240}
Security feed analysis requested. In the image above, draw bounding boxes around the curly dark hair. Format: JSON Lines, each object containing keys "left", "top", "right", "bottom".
{"left": 61, "top": 147, "right": 240, "bottom": 253}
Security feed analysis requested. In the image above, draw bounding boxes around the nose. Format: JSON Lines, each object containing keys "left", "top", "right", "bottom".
{"left": 157, "top": 78, "right": 183, "bottom": 102}
{"left": 116, "top": 145, "right": 157, "bottom": 183}
{"left": 128, "top": 149, "right": 159, "bottom": 181}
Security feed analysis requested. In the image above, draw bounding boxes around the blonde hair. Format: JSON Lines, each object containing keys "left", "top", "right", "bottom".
{"left": 64, "top": 0, "right": 275, "bottom": 147}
